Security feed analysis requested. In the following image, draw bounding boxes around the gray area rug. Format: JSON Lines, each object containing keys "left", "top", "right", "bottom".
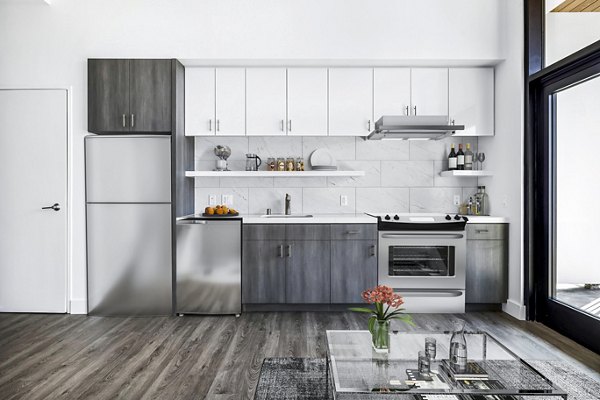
{"left": 254, "top": 357, "right": 600, "bottom": 400}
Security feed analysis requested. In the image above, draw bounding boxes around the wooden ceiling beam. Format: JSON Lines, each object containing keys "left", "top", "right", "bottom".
{"left": 552, "top": 0, "right": 600, "bottom": 11}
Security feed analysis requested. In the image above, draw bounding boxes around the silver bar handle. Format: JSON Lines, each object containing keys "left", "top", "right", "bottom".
{"left": 367, "top": 119, "right": 371, "bottom": 131}
{"left": 280, "top": 120, "right": 285, "bottom": 131}
{"left": 286, "top": 244, "right": 292, "bottom": 258}
{"left": 413, "top": 105, "right": 417, "bottom": 115}
{"left": 381, "top": 233, "right": 464, "bottom": 239}
{"left": 209, "top": 119, "right": 212, "bottom": 131}
{"left": 405, "top": 106, "right": 409, "bottom": 116}
{"left": 122, "top": 114, "right": 126, "bottom": 128}
{"left": 395, "top": 290, "right": 463, "bottom": 298}
{"left": 475, "top": 229, "right": 489, "bottom": 233}
{"left": 131, "top": 114, "right": 135, "bottom": 128}
{"left": 288, "top": 120, "right": 292, "bottom": 131}
{"left": 369, "top": 245, "right": 376, "bottom": 257}
{"left": 217, "top": 119, "right": 220, "bottom": 131}
{"left": 278, "top": 244, "right": 284, "bottom": 258}
{"left": 346, "top": 230, "right": 360, "bottom": 234}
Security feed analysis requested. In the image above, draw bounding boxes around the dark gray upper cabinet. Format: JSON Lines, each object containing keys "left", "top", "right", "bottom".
{"left": 285, "top": 240, "right": 331, "bottom": 304}
{"left": 88, "top": 59, "right": 172, "bottom": 134}
{"left": 331, "top": 240, "right": 377, "bottom": 303}
{"left": 242, "top": 239, "right": 286, "bottom": 304}
{"left": 466, "top": 224, "right": 509, "bottom": 304}
{"left": 88, "top": 59, "right": 130, "bottom": 133}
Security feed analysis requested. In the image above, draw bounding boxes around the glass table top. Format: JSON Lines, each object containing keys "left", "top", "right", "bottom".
{"left": 325, "top": 330, "right": 568, "bottom": 399}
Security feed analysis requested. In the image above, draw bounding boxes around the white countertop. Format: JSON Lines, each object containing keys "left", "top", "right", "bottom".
{"left": 241, "top": 213, "right": 508, "bottom": 224}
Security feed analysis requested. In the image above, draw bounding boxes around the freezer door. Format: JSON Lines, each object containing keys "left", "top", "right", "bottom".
{"left": 176, "top": 219, "right": 241, "bottom": 314}
{"left": 85, "top": 135, "right": 171, "bottom": 203}
{"left": 87, "top": 203, "right": 172, "bottom": 315}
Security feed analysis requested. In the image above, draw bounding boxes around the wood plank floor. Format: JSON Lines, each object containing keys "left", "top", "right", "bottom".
{"left": 0, "top": 312, "right": 598, "bottom": 399}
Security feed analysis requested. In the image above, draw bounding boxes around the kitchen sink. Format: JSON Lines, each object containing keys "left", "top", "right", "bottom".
{"left": 261, "top": 214, "right": 313, "bottom": 218}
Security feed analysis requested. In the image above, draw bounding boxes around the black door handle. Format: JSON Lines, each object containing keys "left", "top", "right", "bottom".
{"left": 42, "top": 203, "right": 60, "bottom": 211}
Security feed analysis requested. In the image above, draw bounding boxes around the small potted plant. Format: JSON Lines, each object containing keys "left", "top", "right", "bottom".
{"left": 350, "top": 285, "right": 414, "bottom": 353}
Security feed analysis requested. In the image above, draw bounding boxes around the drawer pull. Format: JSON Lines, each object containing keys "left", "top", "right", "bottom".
{"left": 278, "top": 245, "right": 284, "bottom": 258}
{"left": 475, "top": 229, "right": 489, "bottom": 233}
{"left": 286, "top": 244, "right": 292, "bottom": 258}
{"left": 369, "top": 245, "right": 376, "bottom": 257}
{"left": 346, "top": 230, "right": 360, "bottom": 234}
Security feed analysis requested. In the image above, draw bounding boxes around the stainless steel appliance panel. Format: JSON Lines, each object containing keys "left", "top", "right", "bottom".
{"left": 87, "top": 203, "right": 173, "bottom": 315}
{"left": 85, "top": 135, "right": 171, "bottom": 203}
{"left": 176, "top": 219, "right": 241, "bottom": 315}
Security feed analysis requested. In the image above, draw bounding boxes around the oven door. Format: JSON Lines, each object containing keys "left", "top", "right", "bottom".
{"left": 378, "top": 231, "right": 466, "bottom": 290}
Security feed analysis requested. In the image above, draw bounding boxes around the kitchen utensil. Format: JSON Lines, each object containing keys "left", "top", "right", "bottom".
{"left": 214, "top": 145, "right": 231, "bottom": 171}
{"left": 245, "top": 153, "right": 262, "bottom": 171}
{"left": 309, "top": 148, "right": 336, "bottom": 168}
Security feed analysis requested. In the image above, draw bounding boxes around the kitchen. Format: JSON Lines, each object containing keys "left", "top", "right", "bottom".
{"left": 1, "top": 1, "right": 599, "bottom": 399}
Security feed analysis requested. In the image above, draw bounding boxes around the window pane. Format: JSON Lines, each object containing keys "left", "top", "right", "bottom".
{"left": 554, "top": 74, "right": 600, "bottom": 319}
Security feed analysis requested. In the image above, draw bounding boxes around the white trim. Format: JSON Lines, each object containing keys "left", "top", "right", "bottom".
{"left": 180, "top": 59, "right": 504, "bottom": 68}
{"left": 69, "top": 299, "right": 87, "bottom": 315}
{"left": 502, "top": 299, "right": 527, "bottom": 320}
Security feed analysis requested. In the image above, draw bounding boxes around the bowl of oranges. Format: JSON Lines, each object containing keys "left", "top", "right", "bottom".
{"left": 203, "top": 205, "right": 239, "bottom": 217}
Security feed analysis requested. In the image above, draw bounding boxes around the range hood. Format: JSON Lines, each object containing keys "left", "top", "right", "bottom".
{"left": 366, "top": 115, "right": 464, "bottom": 140}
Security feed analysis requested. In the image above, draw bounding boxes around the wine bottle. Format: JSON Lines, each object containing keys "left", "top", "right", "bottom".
{"left": 464, "top": 143, "right": 473, "bottom": 170}
{"left": 457, "top": 144, "right": 465, "bottom": 170}
{"left": 448, "top": 144, "right": 457, "bottom": 171}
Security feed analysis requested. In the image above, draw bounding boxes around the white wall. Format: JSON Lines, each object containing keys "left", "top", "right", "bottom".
{"left": 479, "top": 0, "right": 525, "bottom": 319}
{"left": 0, "top": 0, "right": 508, "bottom": 313}
{"left": 546, "top": 11, "right": 600, "bottom": 65}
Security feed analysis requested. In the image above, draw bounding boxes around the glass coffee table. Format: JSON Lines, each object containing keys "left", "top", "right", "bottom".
{"left": 326, "top": 330, "right": 568, "bottom": 399}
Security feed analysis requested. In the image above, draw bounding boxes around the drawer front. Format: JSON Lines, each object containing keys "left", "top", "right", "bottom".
{"left": 285, "top": 224, "right": 331, "bottom": 241}
{"left": 467, "top": 224, "right": 508, "bottom": 240}
{"left": 243, "top": 224, "right": 285, "bottom": 241}
{"left": 331, "top": 224, "right": 377, "bottom": 240}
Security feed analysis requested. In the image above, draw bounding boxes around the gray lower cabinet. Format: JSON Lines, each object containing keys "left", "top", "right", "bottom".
{"left": 466, "top": 224, "right": 508, "bottom": 303}
{"left": 286, "top": 240, "right": 331, "bottom": 303}
{"left": 331, "top": 240, "right": 377, "bottom": 303}
{"left": 242, "top": 239, "right": 285, "bottom": 304}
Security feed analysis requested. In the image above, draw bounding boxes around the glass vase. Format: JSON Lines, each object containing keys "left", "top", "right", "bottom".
{"left": 371, "top": 320, "right": 391, "bottom": 353}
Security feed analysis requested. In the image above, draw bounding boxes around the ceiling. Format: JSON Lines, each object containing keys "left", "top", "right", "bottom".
{"left": 552, "top": 0, "right": 600, "bottom": 12}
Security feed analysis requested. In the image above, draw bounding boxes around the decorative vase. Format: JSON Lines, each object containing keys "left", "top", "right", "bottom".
{"left": 371, "top": 320, "right": 391, "bottom": 353}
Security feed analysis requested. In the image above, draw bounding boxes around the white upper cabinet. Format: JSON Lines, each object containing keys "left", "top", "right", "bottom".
{"left": 449, "top": 68, "right": 494, "bottom": 136}
{"left": 287, "top": 68, "right": 328, "bottom": 136}
{"left": 328, "top": 68, "right": 373, "bottom": 136}
{"left": 185, "top": 68, "right": 215, "bottom": 136}
{"left": 410, "top": 68, "right": 448, "bottom": 116}
{"left": 374, "top": 68, "right": 411, "bottom": 118}
{"left": 246, "top": 68, "right": 287, "bottom": 136}
{"left": 215, "top": 68, "right": 246, "bottom": 136}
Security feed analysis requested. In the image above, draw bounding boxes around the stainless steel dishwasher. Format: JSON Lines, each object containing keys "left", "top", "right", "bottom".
{"left": 176, "top": 217, "right": 241, "bottom": 315}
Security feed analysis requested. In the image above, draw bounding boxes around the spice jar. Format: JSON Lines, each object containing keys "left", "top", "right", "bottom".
{"left": 286, "top": 157, "right": 295, "bottom": 172}
{"left": 296, "top": 157, "right": 304, "bottom": 171}
{"left": 277, "top": 158, "right": 286, "bottom": 171}
{"left": 267, "top": 158, "right": 276, "bottom": 171}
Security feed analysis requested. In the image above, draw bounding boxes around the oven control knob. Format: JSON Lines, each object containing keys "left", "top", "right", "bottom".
{"left": 384, "top": 214, "right": 391, "bottom": 220}
{"left": 454, "top": 214, "right": 461, "bottom": 220}
{"left": 393, "top": 215, "right": 400, "bottom": 220}
{"left": 445, "top": 214, "right": 452, "bottom": 221}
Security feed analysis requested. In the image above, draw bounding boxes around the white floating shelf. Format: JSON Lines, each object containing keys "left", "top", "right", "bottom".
{"left": 440, "top": 170, "right": 493, "bottom": 177}
{"left": 185, "top": 170, "right": 366, "bottom": 178}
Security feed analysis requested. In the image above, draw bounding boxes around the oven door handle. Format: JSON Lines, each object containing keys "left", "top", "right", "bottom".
{"left": 381, "top": 233, "right": 464, "bottom": 239}
{"left": 393, "top": 290, "right": 464, "bottom": 298}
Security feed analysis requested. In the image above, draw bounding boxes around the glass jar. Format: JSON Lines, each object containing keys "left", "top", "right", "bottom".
{"left": 449, "top": 329, "right": 468, "bottom": 372}
{"left": 286, "top": 157, "right": 295, "bottom": 172}
{"left": 370, "top": 320, "right": 390, "bottom": 353}
{"left": 277, "top": 158, "right": 286, "bottom": 172}
{"left": 475, "top": 186, "right": 489, "bottom": 216}
{"left": 267, "top": 158, "right": 276, "bottom": 171}
{"left": 296, "top": 157, "right": 304, "bottom": 172}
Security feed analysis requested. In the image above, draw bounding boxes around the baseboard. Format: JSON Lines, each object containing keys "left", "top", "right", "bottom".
{"left": 69, "top": 298, "right": 87, "bottom": 314}
{"left": 502, "top": 299, "right": 527, "bottom": 320}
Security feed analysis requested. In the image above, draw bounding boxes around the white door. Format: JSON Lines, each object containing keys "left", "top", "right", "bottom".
{"left": 287, "top": 68, "right": 328, "bottom": 136}
{"left": 374, "top": 68, "right": 412, "bottom": 118}
{"left": 411, "top": 68, "right": 449, "bottom": 116}
{"left": 449, "top": 68, "right": 494, "bottom": 136}
{"left": 185, "top": 68, "right": 215, "bottom": 136}
{"left": 0, "top": 89, "right": 67, "bottom": 313}
{"left": 329, "top": 68, "right": 373, "bottom": 136}
{"left": 246, "top": 68, "right": 287, "bottom": 136}
{"left": 215, "top": 68, "right": 246, "bottom": 136}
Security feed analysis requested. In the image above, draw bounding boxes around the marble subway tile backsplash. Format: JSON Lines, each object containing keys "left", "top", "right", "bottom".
{"left": 193, "top": 136, "right": 478, "bottom": 214}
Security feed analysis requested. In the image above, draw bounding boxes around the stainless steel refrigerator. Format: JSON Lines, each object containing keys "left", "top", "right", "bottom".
{"left": 85, "top": 135, "right": 172, "bottom": 315}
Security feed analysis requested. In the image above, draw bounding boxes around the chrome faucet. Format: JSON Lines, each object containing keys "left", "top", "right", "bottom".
{"left": 285, "top": 193, "right": 291, "bottom": 215}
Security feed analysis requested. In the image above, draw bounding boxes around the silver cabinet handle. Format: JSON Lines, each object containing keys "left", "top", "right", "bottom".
{"left": 405, "top": 106, "right": 409, "bottom": 115}
{"left": 122, "top": 114, "right": 126, "bottom": 128}
{"left": 475, "top": 229, "right": 489, "bottom": 233}
{"left": 209, "top": 119, "right": 212, "bottom": 131}
{"left": 367, "top": 120, "right": 371, "bottom": 131}
{"left": 286, "top": 244, "right": 292, "bottom": 258}
{"left": 369, "top": 245, "right": 376, "bottom": 257}
{"left": 346, "top": 230, "right": 360, "bottom": 235}
{"left": 278, "top": 244, "right": 284, "bottom": 258}
{"left": 413, "top": 106, "right": 417, "bottom": 115}
{"left": 280, "top": 120, "right": 285, "bottom": 132}
{"left": 288, "top": 120, "right": 292, "bottom": 131}
{"left": 216, "top": 119, "right": 220, "bottom": 131}
{"left": 131, "top": 114, "right": 135, "bottom": 128}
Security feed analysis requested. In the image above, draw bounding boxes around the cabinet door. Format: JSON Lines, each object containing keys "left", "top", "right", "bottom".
{"left": 449, "top": 68, "right": 494, "bottom": 136}
{"left": 185, "top": 68, "right": 215, "bottom": 136}
{"left": 246, "top": 68, "right": 287, "bottom": 136}
{"left": 242, "top": 240, "right": 286, "bottom": 304}
{"left": 286, "top": 241, "right": 331, "bottom": 303}
{"left": 331, "top": 240, "right": 377, "bottom": 303}
{"left": 287, "top": 68, "right": 328, "bottom": 136}
{"left": 129, "top": 59, "right": 172, "bottom": 133}
{"left": 411, "top": 68, "right": 448, "bottom": 116}
{"left": 329, "top": 68, "right": 373, "bottom": 136}
{"left": 216, "top": 68, "right": 246, "bottom": 136}
{"left": 374, "top": 68, "right": 411, "bottom": 118}
{"left": 88, "top": 59, "right": 130, "bottom": 133}
{"left": 465, "top": 239, "right": 508, "bottom": 303}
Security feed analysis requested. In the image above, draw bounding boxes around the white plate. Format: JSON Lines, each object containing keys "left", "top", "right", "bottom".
{"left": 309, "top": 148, "right": 336, "bottom": 167}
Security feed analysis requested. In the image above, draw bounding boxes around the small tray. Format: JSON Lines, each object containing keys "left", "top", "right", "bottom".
{"left": 202, "top": 212, "right": 239, "bottom": 217}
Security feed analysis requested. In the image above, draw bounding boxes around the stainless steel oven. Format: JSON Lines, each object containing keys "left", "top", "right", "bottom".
{"left": 372, "top": 213, "right": 467, "bottom": 313}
